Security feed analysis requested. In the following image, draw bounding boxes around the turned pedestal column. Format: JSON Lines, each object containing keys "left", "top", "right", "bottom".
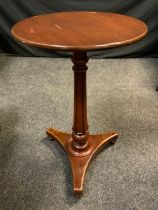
{"left": 46, "top": 51, "right": 118, "bottom": 195}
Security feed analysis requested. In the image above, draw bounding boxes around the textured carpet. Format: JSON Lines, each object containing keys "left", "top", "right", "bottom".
{"left": 0, "top": 56, "right": 158, "bottom": 210}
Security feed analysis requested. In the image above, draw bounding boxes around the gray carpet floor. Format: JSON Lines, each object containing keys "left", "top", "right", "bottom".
{"left": 0, "top": 56, "right": 158, "bottom": 210}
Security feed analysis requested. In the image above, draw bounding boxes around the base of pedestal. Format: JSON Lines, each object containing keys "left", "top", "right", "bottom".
{"left": 46, "top": 128, "right": 118, "bottom": 196}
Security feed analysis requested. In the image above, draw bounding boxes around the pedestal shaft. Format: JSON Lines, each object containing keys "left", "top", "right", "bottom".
{"left": 71, "top": 52, "right": 89, "bottom": 149}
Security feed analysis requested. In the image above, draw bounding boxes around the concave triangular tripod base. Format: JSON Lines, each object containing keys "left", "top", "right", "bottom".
{"left": 46, "top": 128, "right": 118, "bottom": 196}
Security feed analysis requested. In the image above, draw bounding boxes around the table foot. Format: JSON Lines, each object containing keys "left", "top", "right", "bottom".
{"left": 46, "top": 128, "right": 118, "bottom": 196}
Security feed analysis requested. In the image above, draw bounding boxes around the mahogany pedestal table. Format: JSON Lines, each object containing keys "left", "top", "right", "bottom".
{"left": 11, "top": 11, "right": 148, "bottom": 196}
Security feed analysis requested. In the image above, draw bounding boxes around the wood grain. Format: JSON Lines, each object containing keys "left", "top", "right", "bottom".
{"left": 11, "top": 11, "right": 148, "bottom": 51}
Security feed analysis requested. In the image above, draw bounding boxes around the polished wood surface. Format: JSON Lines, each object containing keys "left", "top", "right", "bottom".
{"left": 11, "top": 11, "right": 148, "bottom": 51}
{"left": 11, "top": 12, "right": 148, "bottom": 196}
{"left": 46, "top": 52, "right": 118, "bottom": 196}
{"left": 71, "top": 52, "right": 89, "bottom": 149}
{"left": 46, "top": 52, "right": 118, "bottom": 195}
{"left": 46, "top": 128, "right": 118, "bottom": 196}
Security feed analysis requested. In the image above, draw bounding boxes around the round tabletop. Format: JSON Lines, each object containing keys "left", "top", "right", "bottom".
{"left": 11, "top": 11, "right": 148, "bottom": 51}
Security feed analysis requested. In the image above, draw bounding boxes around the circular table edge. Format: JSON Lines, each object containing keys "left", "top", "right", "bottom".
{"left": 11, "top": 11, "right": 148, "bottom": 52}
